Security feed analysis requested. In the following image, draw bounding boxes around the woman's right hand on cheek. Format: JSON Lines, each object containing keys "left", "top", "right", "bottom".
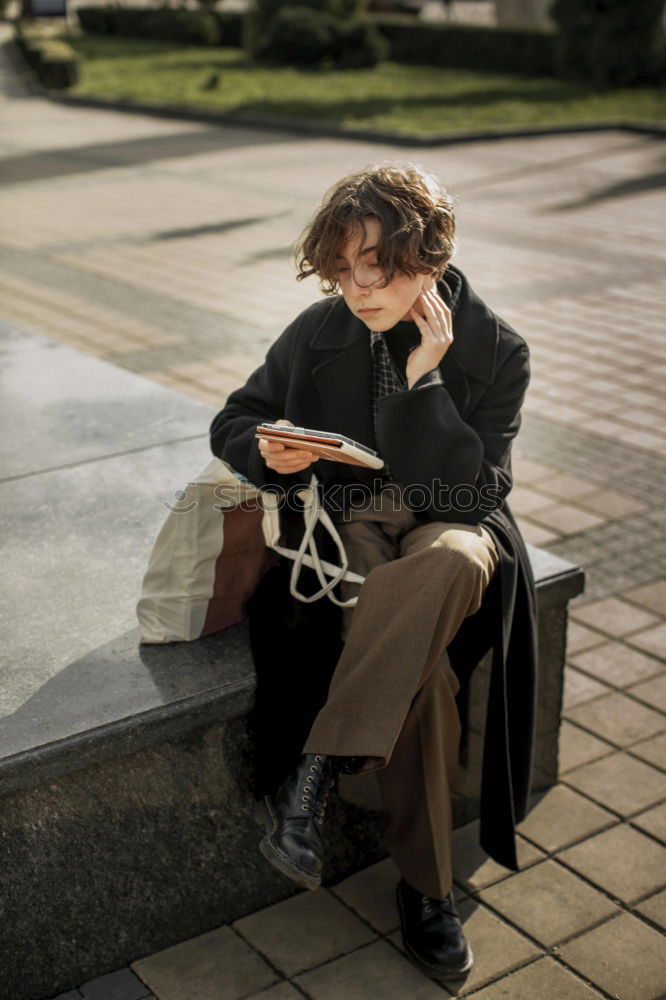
{"left": 257, "top": 418, "right": 319, "bottom": 475}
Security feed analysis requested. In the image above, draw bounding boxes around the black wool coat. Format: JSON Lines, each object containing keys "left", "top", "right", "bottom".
{"left": 210, "top": 265, "right": 538, "bottom": 872}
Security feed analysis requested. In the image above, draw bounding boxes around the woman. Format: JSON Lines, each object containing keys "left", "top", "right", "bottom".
{"left": 210, "top": 163, "right": 537, "bottom": 982}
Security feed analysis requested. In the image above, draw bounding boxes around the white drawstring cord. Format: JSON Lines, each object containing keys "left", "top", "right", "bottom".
{"left": 261, "top": 474, "right": 364, "bottom": 607}
{"left": 293, "top": 480, "right": 351, "bottom": 602}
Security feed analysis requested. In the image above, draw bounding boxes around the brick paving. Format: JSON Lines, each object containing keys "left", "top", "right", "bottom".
{"left": 1, "top": 30, "right": 664, "bottom": 1000}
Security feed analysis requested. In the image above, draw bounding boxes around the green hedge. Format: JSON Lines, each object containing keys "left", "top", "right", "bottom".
{"left": 76, "top": 6, "right": 557, "bottom": 77}
{"left": 15, "top": 24, "right": 79, "bottom": 88}
{"left": 76, "top": 6, "right": 245, "bottom": 47}
{"left": 245, "top": 0, "right": 367, "bottom": 59}
{"left": 255, "top": 6, "right": 388, "bottom": 69}
{"left": 251, "top": 0, "right": 365, "bottom": 32}
{"left": 214, "top": 10, "right": 245, "bottom": 48}
{"left": 369, "top": 16, "right": 556, "bottom": 76}
{"left": 551, "top": 0, "right": 665, "bottom": 86}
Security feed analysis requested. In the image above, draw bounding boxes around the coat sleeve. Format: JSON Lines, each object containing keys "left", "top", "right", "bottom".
{"left": 209, "top": 320, "right": 297, "bottom": 490}
{"left": 375, "top": 342, "right": 530, "bottom": 521}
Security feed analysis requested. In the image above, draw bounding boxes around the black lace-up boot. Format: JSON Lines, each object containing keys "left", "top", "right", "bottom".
{"left": 397, "top": 878, "right": 473, "bottom": 980}
{"left": 255, "top": 753, "right": 337, "bottom": 890}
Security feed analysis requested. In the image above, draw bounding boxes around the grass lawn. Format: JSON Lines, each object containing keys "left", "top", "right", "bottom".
{"left": 65, "top": 36, "right": 666, "bottom": 136}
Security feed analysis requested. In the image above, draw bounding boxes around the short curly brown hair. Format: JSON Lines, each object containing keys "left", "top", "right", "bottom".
{"left": 295, "top": 163, "right": 455, "bottom": 294}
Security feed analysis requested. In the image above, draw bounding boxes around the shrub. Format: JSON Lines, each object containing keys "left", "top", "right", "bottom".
{"left": 254, "top": 4, "right": 386, "bottom": 69}
{"left": 15, "top": 25, "right": 79, "bottom": 89}
{"left": 328, "top": 0, "right": 368, "bottom": 15}
{"left": 331, "top": 19, "right": 389, "bottom": 69}
{"left": 144, "top": 9, "right": 220, "bottom": 46}
{"left": 111, "top": 7, "right": 153, "bottom": 36}
{"left": 369, "top": 16, "right": 556, "bottom": 76}
{"left": 550, "top": 0, "right": 665, "bottom": 86}
{"left": 211, "top": 10, "right": 245, "bottom": 48}
{"left": 253, "top": 0, "right": 366, "bottom": 17}
{"left": 76, "top": 5, "right": 112, "bottom": 34}
{"left": 248, "top": 0, "right": 369, "bottom": 60}
{"left": 76, "top": 5, "right": 221, "bottom": 46}
{"left": 257, "top": 6, "right": 335, "bottom": 67}
{"left": 38, "top": 40, "right": 79, "bottom": 88}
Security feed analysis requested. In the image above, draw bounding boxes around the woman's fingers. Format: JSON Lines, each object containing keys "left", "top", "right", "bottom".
{"left": 269, "top": 456, "right": 317, "bottom": 473}
{"left": 423, "top": 287, "right": 451, "bottom": 319}
{"left": 258, "top": 439, "right": 285, "bottom": 456}
{"left": 412, "top": 300, "right": 444, "bottom": 345}
{"left": 257, "top": 419, "right": 317, "bottom": 473}
{"left": 421, "top": 289, "right": 452, "bottom": 341}
{"left": 272, "top": 451, "right": 316, "bottom": 465}
{"left": 258, "top": 439, "right": 317, "bottom": 472}
{"left": 260, "top": 442, "right": 313, "bottom": 462}
{"left": 406, "top": 286, "right": 454, "bottom": 387}
{"left": 416, "top": 295, "right": 439, "bottom": 334}
{"left": 424, "top": 286, "right": 450, "bottom": 313}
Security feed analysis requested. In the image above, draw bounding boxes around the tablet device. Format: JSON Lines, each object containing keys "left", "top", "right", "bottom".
{"left": 256, "top": 423, "right": 384, "bottom": 470}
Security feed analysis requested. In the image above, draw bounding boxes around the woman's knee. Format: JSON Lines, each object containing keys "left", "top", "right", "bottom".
{"left": 428, "top": 527, "right": 497, "bottom": 587}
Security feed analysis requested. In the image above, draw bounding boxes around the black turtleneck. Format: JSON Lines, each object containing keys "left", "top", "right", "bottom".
{"left": 383, "top": 320, "right": 421, "bottom": 378}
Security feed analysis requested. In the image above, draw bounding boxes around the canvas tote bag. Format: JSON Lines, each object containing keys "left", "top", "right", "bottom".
{"left": 137, "top": 457, "right": 364, "bottom": 644}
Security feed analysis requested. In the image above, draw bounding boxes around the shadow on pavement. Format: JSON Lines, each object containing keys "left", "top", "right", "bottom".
{"left": 547, "top": 165, "right": 666, "bottom": 211}
{"left": 0, "top": 123, "right": 300, "bottom": 187}
{"left": 146, "top": 213, "right": 287, "bottom": 243}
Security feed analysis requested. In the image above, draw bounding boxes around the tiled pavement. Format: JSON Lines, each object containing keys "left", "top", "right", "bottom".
{"left": 1, "top": 32, "right": 664, "bottom": 1000}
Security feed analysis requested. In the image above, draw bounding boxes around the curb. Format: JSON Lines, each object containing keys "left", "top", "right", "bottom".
{"left": 50, "top": 91, "right": 666, "bottom": 146}
{"left": 4, "top": 39, "right": 665, "bottom": 148}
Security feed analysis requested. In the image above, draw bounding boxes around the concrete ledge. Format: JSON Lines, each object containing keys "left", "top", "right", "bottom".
{"left": 0, "top": 555, "right": 581, "bottom": 1000}
{"left": 527, "top": 545, "right": 586, "bottom": 608}
{"left": 0, "top": 547, "right": 581, "bottom": 801}
{"left": 0, "top": 626, "right": 254, "bottom": 799}
{"left": 0, "top": 321, "right": 583, "bottom": 999}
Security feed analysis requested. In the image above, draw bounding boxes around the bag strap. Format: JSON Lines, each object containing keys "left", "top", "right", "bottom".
{"left": 261, "top": 474, "right": 364, "bottom": 608}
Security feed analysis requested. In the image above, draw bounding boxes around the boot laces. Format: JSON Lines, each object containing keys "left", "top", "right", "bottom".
{"left": 299, "top": 755, "right": 333, "bottom": 827}
{"left": 422, "top": 893, "right": 455, "bottom": 916}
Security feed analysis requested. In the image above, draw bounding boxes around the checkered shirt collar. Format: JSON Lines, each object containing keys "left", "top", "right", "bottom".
{"left": 370, "top": 329, "right": 407, "bottom": 426}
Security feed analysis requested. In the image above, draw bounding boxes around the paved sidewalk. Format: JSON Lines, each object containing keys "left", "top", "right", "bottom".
{"left": 1, "top": 33, "right": 664, "bottom": 1000}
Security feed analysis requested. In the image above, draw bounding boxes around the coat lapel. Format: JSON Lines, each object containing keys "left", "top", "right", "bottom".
{"left": 310, "top": 298, "right": 376, "bottom": 449}
{"left": 307, "top": 266, "right": 500, "bottom": 442}
{"left": 442, "top": 266, "right": 500, "bottom": 388}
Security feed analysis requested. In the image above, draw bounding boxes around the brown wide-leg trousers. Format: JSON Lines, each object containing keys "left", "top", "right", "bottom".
{"left": 303, "top": 493, "right": 498, "bottom": 899}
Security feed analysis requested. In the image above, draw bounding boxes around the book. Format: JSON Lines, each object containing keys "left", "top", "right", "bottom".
{"left": 256, "top": 423, "right": 384, "bottom": 470}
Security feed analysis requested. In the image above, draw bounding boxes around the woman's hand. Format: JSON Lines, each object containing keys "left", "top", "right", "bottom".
{"left": 257, "top": 418, "right": 319, "bottom": 475}
{"left": 406, "top": 287, "right": 453, "bottom": 388}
